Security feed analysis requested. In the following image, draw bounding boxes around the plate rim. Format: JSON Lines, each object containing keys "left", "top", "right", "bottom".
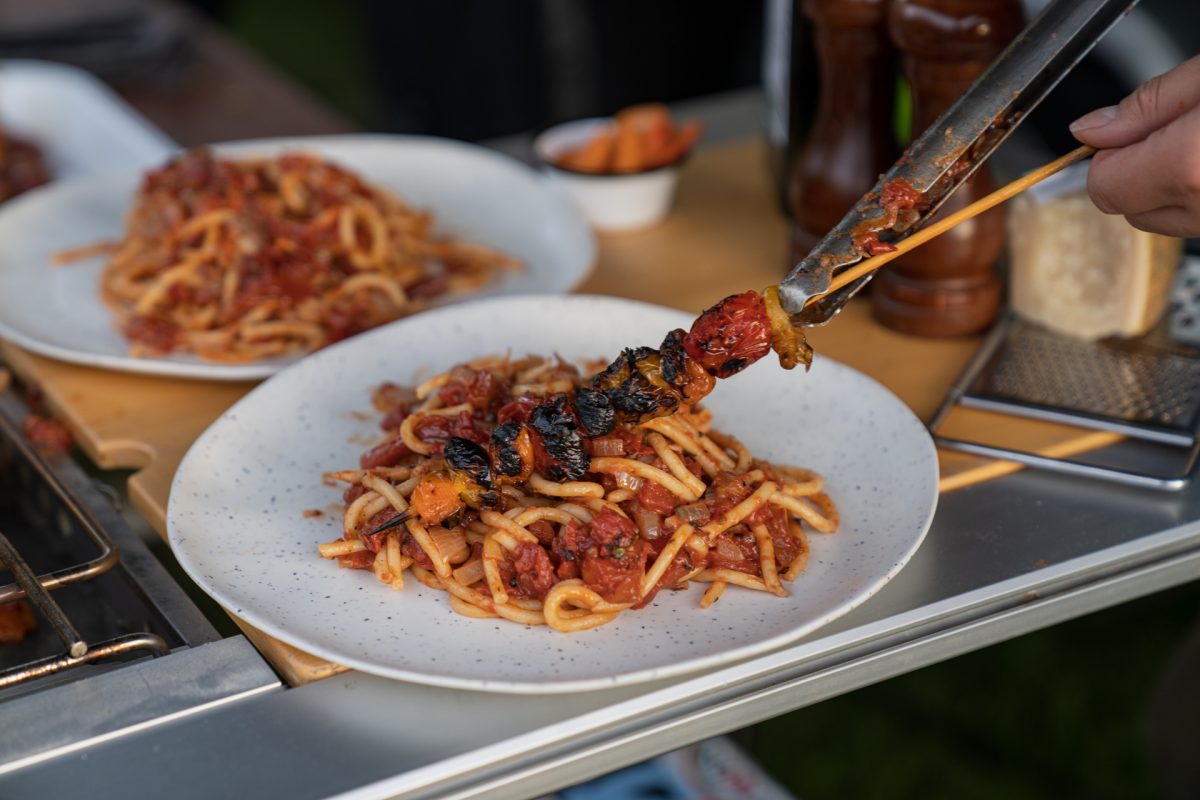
{"left": 167, "top": 294, "right": 939, "bottom": 692}
{"left": 0, "top": 133, "right": 595, "bottom": 382}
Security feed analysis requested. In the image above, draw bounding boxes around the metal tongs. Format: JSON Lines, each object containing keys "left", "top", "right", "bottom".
{"left": 778, "top": 0, "right": 1140, "bottom": 325}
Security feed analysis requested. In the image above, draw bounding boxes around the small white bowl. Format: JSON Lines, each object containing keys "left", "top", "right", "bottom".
{"left": 533, "top": 117, "right": 684, "bottom": 233}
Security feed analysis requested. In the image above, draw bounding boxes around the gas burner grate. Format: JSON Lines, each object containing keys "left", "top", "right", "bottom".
{"left": 0, "top": 391, "right": 169, "bottom": 690}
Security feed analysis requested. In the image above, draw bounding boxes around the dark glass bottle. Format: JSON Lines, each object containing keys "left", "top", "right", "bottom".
{"left": 763, "top": 0, "right": 819, "bottom": 212}
{"left": 787, "top": 0, "right": 895, "bottom": 264}
{"left": 872, "top": 0, "right": 1022, "bottom": 337}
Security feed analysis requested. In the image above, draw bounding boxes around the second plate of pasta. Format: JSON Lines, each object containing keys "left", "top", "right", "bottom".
{"left": 167, "top": 295, "right": 938, "bottom": 693}
{"left": 0, "top": 135, "right": 594, "bottom": 380}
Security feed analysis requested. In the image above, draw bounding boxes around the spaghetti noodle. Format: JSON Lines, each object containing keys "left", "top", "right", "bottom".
{"left": 319, "top": 354, "right": 836, "bottom": 632}
{"left": 86, "top": 149, "right": 521, "bottom": 361}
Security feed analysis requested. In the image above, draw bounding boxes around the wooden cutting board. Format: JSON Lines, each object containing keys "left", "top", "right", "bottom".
{"left": 0, "top": 137, "right": 1116, "bottom": 685}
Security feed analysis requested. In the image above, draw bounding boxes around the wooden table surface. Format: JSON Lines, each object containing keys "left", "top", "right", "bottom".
{"left": 0, "top": 136, "right": 1117, "bottom": 684}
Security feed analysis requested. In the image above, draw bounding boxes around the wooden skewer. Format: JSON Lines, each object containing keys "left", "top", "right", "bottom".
{"left": 810, "top": 144, "right": 1097, "bottom": 304}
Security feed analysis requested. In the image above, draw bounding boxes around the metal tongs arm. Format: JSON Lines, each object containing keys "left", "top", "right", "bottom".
{"left": 778, "top": 0, "right": 1139, "bottom": 325}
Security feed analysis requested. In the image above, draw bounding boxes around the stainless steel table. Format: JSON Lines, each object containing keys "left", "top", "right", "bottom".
{"left": 3, "top": 89, "right": 1198, "bottom": 800}
{"left": 4, "top": 437, "right": 1198, "bottom": 799}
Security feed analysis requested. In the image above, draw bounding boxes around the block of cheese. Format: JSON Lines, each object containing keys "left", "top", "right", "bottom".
{"left": 1009, "top": 190, "right": 1182, "bottom": 341}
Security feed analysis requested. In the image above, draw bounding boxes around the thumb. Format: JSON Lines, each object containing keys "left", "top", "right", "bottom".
{"left": 1071, "top": 54, "right": 1200, "bottom": 148}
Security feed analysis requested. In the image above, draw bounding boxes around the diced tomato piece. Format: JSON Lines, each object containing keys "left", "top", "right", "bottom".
{"left": 637, "top": 479, "right": 678, "bottom": 516}
{"left": 399, "top": 530, "right": 435, "bottom": 569}
{"left": 587, "top": 508, "right": 638, "bottom": 549}
{"left": 581, "top": 540, "right": 650, "bottom": 604}
{"left": 496, "top": 395, "right": 541, "bottom": 424}
{"left": 359, "top": 435, "right": 413, "bottom": 469}
{"left": 438, "top": 369, "right": 506, "bottom": 412}
{"left": 380, "top": 403, "right": 411, "bottom": 431}
{"left": 360, "top": 508, "right": 397, "bottom": 552}
{"left": 511, "top": 542, "right": 556, "bottom": 599}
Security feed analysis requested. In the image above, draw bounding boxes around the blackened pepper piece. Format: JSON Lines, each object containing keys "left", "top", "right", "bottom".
{"left": 658, "top": 329, "right": 689, "bottom": 388}
{"left": 590, "top": 349, "right": 634, "bottom": 394}
{"left": 529, "top": 398, "right": 590, "bottom": 481}
{"left": 594, "top": 347, "right": 680, "bottom": 422}
{"left": 489, "top": 422, "right": 534, "bottom": 480}
{"left": 631, "top": 351, "right": 680, "bottom": 410}
{"left": 444, "top": 436, "right": 494, "bottom": 488}
{"left": 574, "top": 387, "right": 616, "bottom": 436}
{"left": 659, "top": 328, "right": 715, "bottom": 404}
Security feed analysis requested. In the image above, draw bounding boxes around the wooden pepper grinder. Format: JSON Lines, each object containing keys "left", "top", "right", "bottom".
{"left": 873, "top": 0, "right": 1022, "bottom": 337}
{"left": 787, "top": 0, "right": 895, "bottom": 263}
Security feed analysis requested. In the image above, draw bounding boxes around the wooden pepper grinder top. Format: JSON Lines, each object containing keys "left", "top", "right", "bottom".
{"left": 787, "top": 0, "right": 895, "bottom": 263}
{"left": 872, "top": 0, "right": 1022, "bottom": 337}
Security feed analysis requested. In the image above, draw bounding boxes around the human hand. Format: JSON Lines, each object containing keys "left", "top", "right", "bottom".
{"left": 1070, "top": 54, "right": 1200, "bottom": 237}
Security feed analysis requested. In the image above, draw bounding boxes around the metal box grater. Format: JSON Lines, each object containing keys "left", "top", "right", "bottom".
{"left": 930, "top": 256, "right": 1200, "bottom": 490}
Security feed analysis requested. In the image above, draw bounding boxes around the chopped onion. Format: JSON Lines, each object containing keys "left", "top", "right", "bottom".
{"left": 715, "top": 538, "right": 744, "bottom": 562}
{"left": 675, "top": 502, "right": 711, "bottom": 525}
{"left": 614, "top": 471, "right": 644, "bottom": 491}
{"left": 632, "top": 504, "right": 663, "bottom": 540}
{"left": 452, "top": 558, "right": 485, "bottom": 586}
{"left": 429, "top": 525, "right": 470, "bottom": 564}
{"left": 591, "top": 437, "right": 625, "bottom": 457}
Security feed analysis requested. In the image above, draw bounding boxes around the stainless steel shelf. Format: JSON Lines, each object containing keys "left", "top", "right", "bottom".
{"left": 4, "top": 456, "right": 1198, "bottom": 799}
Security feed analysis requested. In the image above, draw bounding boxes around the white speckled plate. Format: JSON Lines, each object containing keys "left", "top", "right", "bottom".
{"left": 168, "top": 295, "right": 938, "bottom": 692}
{"left": 0, "top": 134, "right": 594, "bottom": 381}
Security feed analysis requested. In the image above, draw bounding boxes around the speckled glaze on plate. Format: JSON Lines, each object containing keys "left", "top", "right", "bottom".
{"left": 168, "top": 295, "right": 938, "bottom": 693}
{"left": 0, "top": 135, "right": 594, "bottom": 381}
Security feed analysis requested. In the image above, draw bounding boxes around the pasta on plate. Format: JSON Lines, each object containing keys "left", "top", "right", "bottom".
{"left": 76, "top": 149, "right": 521, "bottom": 362}
{"left": 319, "top": 353, "right": 838, "bottom": 633}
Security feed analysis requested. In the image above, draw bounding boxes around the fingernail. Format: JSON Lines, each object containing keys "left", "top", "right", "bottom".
{"left": 1070, "top": 105, "right": 1118, "bottom": 133}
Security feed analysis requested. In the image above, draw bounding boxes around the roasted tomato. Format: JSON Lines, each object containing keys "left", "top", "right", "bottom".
{"left": 413, "top": 411, "right": 488, "bottom": 454}
{"left": 438, "top": 368, "right": 507, "bottom": 413}
{"left": 411, "top": 472, "right": 464, "bottom": 525}
{"left": 489, "top": 421, "right": 535, "bottom": 482}
{"left": 444, "top": 436, "right": 494, "bottom": 489}
{"left": 496, "top": 395, "right": 541, "bottom": 424}
{"left": 592, "top": 347, "right": 681, "bottom": 422}
{"left": 359, "top": 434, "right": 413, "bottom": 469}
{"left": 529, "top": 397, "right": 589, "bottom": 481}
{"left": 573, "top": 387, "right": 616, "bottom": 436}
{"left": 683, "top": 291, "right": 772, "bottom": 379}
{"left": 443, "top": 437, "right": 499, "bottom": 509}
